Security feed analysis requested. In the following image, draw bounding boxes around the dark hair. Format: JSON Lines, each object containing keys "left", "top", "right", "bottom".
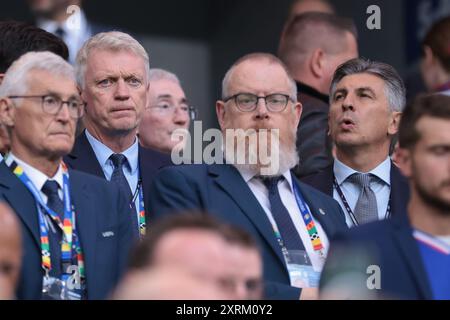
{"left": 0, "top": 20, "right": 69, "bottom": 73}
{"left": 398, "top": 94, "right": 450, "bottom": 149}
{"left": 128, "top": 211, "right": 258, "bottom": 270}
{"left": 422, "top": 16, "right": 450, "bottom": 73}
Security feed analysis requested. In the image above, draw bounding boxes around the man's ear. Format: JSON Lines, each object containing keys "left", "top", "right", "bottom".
{"left": 310, "top": 48, "right": 325, "bottom": 79}
{"left": 216, "top": 100, "right": 226, "bottom": 130}
{"left": 0, "top": 98, "right": 16, "bottom": 128}
{"left": 0, "top": 73, "right": 5, "bottom": 85}
{"left": 293, "top": 101, "right": 303, "bottom": 128}
{"left": 394, "top": 147, "right": 412, "bottom": 178}
{"left": 388, "top": 111, "right": 402, "bottom": 136}
{"left": 422, "top": 45, "right": 435, "bottom": 67}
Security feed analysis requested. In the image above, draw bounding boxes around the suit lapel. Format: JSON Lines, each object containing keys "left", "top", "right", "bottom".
{"left": 65, "top": 131, "right": 105, "bottom": 178}
{"left": 0, "top": 163, "right": 40, "bottom": 248}
{"left": 69, "top": 170, "right": 97, "bottom": 296}
{"left": 390, "top": 213, "right": 433, "bottom": 299}
{"left": 208, "top": 165, "right": 286, "bottom": 267}
{"left": 292, "top": 175, "right": 338, "bottom": 237}
{"left": 390, "top": 164, "right": 410, "bottom": 216}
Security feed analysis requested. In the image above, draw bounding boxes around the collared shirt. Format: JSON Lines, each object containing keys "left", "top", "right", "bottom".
{"left": 9, "top": 153, "right": 64, "bottom": 202}
{"left": 236, "top": 167, "right": 329, "bottom": 275}
{"left": 333, "top": 157, "right": 391, "bottom": 227}
{"left": 85, "top": 129, "right": 140, "bottom": 223}
{"left": 37, "top": 9, "right": 92, "bottom": 64}
{"left": 0, "top": 153, "right": 3, "bottom": 162}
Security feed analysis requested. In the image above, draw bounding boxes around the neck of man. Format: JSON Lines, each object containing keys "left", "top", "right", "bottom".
{"left": 335, "top": 143, "right": 390, "bottom": 173}
{"left": 408, "top": 187, "right": 450, "bottom": 236}
{"left": 11, "top": 146, "right": 61, "bottom": 178}
{"left": 85, "top": 123, "right": 137, "bottom": 153}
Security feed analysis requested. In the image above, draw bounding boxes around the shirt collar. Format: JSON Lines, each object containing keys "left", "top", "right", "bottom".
{"left": 334, "top": 156, "right": 391, "bottom": 186}
{"left": 37, "top": 9, "right": 88, "bottom": 38}
{"left": 8, "top": 153, "right": 64, "bottom": 191}
{"left": 235, "top": 166, "right": 294, "bottom": 192}
{"left": 85, "top": 129, "right": 139, "bottom": 175}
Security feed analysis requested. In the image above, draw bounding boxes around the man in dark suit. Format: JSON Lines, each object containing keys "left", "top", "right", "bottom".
{"left": 278, "top": 12, "right": 358, "bottom": 178}
{"left": 0, "top": 51, "right": 131, "bottom": 300}
{"left": 320, "top": 94, "right": 450, "bottom": 300}
{"left": 63, "top": 32, "right": 171, "bottom": 239}
{"left": 302, "top": 58, "right": 409, "bottom": 227}
{"left": 149, "top": 53, "right": 347, "bottom": 300}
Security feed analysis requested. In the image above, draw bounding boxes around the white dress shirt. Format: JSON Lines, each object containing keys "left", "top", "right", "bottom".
{"left": 37, "top": 9, "right": 92, "bottom": 64}
{"left": 8, "top": 153, "right": 64, "bottom": 203}
{"left": 236, "top": 167, "right": 329, "bottom": 276}
{"left": 333, "top": 157, "right": 391, "bottom": 227}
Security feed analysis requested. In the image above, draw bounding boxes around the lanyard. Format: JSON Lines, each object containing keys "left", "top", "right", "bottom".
{"left": 333, "top": 176, "right": 390, "bottom": 226}
{"left": 5, "top": 156, "right": 85, "bottom": 280}
{"left": 131, "top": 178, "right": 146, "bottom": 237}
{"left": 268, "top": 178, "right": 325, "bottom": 260}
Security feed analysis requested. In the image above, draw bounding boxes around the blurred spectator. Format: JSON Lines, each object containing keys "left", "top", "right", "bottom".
{"left": 0, "top": 20, "right": 69, "bottom": 160}
{"left": 0, "top": 201, "right": 22, "bottom": 300}
{"left": 278, "top": 12, "right": 358, "bottom": 178}
{"left": 420, "top": 16, "right": 450, "bottom": 96}
{"left": 27, "top": 0, "right": 109, "bottom": 63}
{"left": 303, "top": 58, "right": 409, "bottom": 227}
{"left": 138, "top": 69, "right": 194, "bottom": 154}
{"left": 321, "top": 94, "right": 450, "bottom": 300}
{"left": 126, "top": 213, "right": 263, "bottom": 300}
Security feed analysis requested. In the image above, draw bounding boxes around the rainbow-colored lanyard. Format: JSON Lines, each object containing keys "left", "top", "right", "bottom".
{"left": 132, "top": 179, "right": 146, "bottom": 238}
{"left": 292, "top": 181, "right": 325, "bottom": 257}
{"left": 6, "top": 158, "right": 85, "bottom": 281}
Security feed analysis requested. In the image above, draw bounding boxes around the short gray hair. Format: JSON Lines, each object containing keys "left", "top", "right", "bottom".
{"left": 221, "top": 53, "right": 297, "bottom": 102}
{"left": 75, "top": 31, "right": 150, "bottom": 89}
{"left": 149, "top": 68, "right": 181, "bottom": 85}
{"left": 330, "top": 58, "right": 406, "bottom": 112}
{"left": 0, "top": 51, "right": 75, "bottom": 98}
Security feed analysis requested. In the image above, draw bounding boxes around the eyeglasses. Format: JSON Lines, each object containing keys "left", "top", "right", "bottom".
{"left": 224, "top": 93, "right": 293, "bottom": 112}
{"left": 148, "top": 103, "right": 197, "bottom": 120}
{"left": 8, "top": 94, "right": 85, "bottom": 119}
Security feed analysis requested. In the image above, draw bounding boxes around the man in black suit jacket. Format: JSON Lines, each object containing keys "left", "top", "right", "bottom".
{"left": 302, "top": 58, "right": 409, "bottom": 227}
{"left": 0, "top": 51, "right": 131, "bottom": 299}
{"left": 278, "top": 13, "right": 358, "bottom": 178}
{"left": 320, "top": 94, "right": 450, "bottom": 300}
{"left": 149, "top": 53, "right": 347, "bottom": 300}
{"left": 63, "top": 31, "right": 171, "bottom": 239}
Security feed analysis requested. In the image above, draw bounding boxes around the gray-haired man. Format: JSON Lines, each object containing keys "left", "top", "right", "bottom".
{"left": 302, "top": 58, "right": 410, "bottom": 227}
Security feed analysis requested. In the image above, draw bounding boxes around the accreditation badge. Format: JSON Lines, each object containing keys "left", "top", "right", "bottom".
{"left": 286, "top": 250, "right": 321, "bottom": 288}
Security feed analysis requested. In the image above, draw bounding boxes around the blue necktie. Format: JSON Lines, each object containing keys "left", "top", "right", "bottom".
{"left": 262, "top": 176, "right": 304, "bottom": 251}
{"left": 110, "top": 154, "right": 139, "bottom": 236}
{"left": 42, "top": 180, "right": 64, "bottom": 220}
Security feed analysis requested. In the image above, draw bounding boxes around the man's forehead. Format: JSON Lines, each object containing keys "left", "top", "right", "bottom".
{"left": 336, "top": 72, "right": 385, "bottom": 89}
{"left": 416, "top": 116, "right": 450, "bottom": 141}
{"left": 27, "top": 69, "right": 78, "bottom": 95}
{"left": 87, "top": 49, "right": 146, "bottom": 73}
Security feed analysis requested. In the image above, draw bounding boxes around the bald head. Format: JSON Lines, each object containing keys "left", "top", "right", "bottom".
{"left": 288, "top": 0, "right": 335, "bottom": 18}
{"left": 0, "top": 202, "right": 22, "bottom": 300}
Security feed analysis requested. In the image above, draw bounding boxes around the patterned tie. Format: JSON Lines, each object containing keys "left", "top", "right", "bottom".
{"left": 347, "top": 173, "right": 378, "bottom": 224}
{"left": 110, "top": 154, "right": 139, "bottom": 235}
{"left": 42, "top": 180, "right": 64, "bottom": 220}
{"left": 261, "top": 176, "right": 304, "bottom": 251}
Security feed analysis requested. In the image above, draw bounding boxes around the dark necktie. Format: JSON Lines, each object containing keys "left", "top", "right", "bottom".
{"left": 110, "top": 154, "right": 139, "bottom": 235}
{"left": 347, "top": 173, "right": 379, "bottom": 224}
{"left": 54, "top": 27, "right": 65, "bottom": 39}
{"left": 261, "top": 176, "right": 304, "bottom": 251}
{"left": 42, "top": 180, "right": 64, "bottom": 220}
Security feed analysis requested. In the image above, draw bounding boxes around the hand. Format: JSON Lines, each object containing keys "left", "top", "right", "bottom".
{"left": 299, "top": 287, "right": 319, "bottom": 300}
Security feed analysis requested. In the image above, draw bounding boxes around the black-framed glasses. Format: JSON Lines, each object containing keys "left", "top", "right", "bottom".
{"left": 223, "top": 93, "right": 293, "bottom": 112}
{"left": 8, "top": 94, "right": 85, "bottom": 119}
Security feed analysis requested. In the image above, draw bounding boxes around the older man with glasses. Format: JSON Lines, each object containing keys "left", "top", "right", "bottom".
{"left": 0, "top": 51, "right": 132, "bottom": 300}
{"left": 138, "top": 68, "right": 196, "bottom": 154}
{"left": 149, "top": 53, "right": 347, "bottom": 300}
